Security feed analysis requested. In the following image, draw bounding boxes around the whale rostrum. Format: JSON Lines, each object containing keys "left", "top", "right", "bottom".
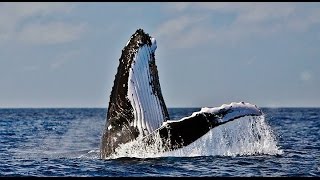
{"left": 100, "top": 29, "right": 262, "bottom": 159}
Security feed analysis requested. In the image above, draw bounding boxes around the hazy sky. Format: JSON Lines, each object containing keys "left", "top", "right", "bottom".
{"left": 1, "top": 2, "right": 320, "bottom": 108}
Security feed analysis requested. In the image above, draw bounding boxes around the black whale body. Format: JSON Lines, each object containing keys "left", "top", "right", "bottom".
{"left": 100, "top": 29, "right": 262, "bottom": 159}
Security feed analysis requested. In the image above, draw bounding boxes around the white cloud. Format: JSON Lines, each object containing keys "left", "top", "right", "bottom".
{"left": 234, "top": 3, "right": 295, "bottom": 24}
{"left": 157, "top": 2, "right": 320, "bottom": 47}
{"left": 155, "top": 15, "right": 205, "bottom": 37}
{"left": 17, "top": 22, "right": 87, "bottom": 45}
{"left": 50, "top": 50, "right": 81, "bottom": 70}
{"left": 0, "top": 2, "right": 85, "bottom": 45}
{"left": 164, "top": 2, "right": 193, "bottom": 12}
{"left": 285, "top": 8, "right": 320, "bottom": 32}
{"left": 167, "top": 2, "right": 244, "bottom": 13}
{"left": 154, "top": 15, "right": 214, "bottom": 48}
{"left": 22, "top": 65, "right": 39, "bottom": 72}
{"left": 1, "top": 2, "right": 72, "bottom": 17}
{"left": 0, "top": 2, "right": 72, "bottom": 31}
{"left": 172, "top": 27, "right": 215, "bottom": 49}
{"left": 300, "top": 71, "right": 312, "bottom": 82}
{"left": 247, "top": 56, "right": 256, "bottom": 65}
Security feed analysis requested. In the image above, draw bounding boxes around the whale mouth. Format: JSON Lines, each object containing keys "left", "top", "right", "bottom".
{"left": 100, "top": 29, "right": 266, "bottom": 159}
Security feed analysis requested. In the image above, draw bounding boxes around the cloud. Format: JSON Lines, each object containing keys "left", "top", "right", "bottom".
{"left": 22, "top": 65, "right": 39, "bottom": 72}
{"left": 157, "top": 3, "right": 320, "bottom": 48}
{"left": 0, "top": 2, "right": 85, "bottom": 45}
{"left": 300, "top": 71, "right": 312, "bottom": 82}
{"left": 17, "top": 22, "right": 87, "bottom": 45}
{"left": 155, "top": 16, "right": 203, "bottom": 37}
{"left": 154, "top": 15, "right": 214, "bottom": 48}
{"left": 50, "top": 50, "right": 81, "bottom": 70}
{"left": 0, "top": 2, "right": 72, "bottom": 31}
{"left": 166, "top": 2, "right": 243, "bottom": 13}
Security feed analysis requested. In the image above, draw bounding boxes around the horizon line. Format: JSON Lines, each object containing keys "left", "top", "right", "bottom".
{"left": 1, "top": 106, "right": 320, "bottom": 109}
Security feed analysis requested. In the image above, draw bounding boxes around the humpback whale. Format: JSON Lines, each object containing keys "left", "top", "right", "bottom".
{"left": 100, "top": 29, "right": 262, "bottom": 159}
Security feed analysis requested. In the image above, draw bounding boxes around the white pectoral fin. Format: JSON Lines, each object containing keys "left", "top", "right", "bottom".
{"left": 127, "top": 42, "right": 168, "bottom": 136}
{"left": 164, "top": 102, "right": 262, "bottom": 127}
{"left": 201, "top": 101, "right": 263, "bottom": 125}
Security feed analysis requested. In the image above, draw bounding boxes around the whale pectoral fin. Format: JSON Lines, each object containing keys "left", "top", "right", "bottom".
{"left": 143, "top": 102, "right": 262, "bottom": 151}
{"left": 100, "top": 29, "right": 170, "bottom": 158}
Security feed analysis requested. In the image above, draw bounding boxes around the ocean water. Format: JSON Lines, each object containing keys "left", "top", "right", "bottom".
{"left": 0, "top": 108, "right": 319, "bottom": 177}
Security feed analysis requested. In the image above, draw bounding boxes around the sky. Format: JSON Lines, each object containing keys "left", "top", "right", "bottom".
{"left": 0, "top": 2, "right": 320, "bottom": 108}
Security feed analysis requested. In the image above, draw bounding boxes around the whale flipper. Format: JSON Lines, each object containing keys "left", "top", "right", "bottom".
{"left": 100, "top": 29, "right": 263, "bottom": 159}
{"left": 142, "top": 102, "right": 262, "bottom": 152}
{"left": 100, "top": 29, "right": 169, "bottom": 159}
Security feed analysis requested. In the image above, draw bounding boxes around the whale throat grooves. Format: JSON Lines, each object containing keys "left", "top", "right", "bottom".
{"left": 100, "top": 29, "right": 169, "bottom": 158}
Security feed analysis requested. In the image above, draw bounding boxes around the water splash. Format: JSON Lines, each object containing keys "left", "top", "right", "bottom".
{"left": 105, "top": 115, "right": 283, "bottom": 159}
{"left": 165, "top": 116, "right": 283, "bottom": 157}
{"left": 107, "top": 132, "right": 169, "bottom": 159}
{"left": 77, "top": 149, "right": 100, "bottom": 159}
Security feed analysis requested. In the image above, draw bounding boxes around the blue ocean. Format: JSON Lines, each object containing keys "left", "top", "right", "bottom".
{"left": 0, "top": 108, "right": 319, "bottom": 177}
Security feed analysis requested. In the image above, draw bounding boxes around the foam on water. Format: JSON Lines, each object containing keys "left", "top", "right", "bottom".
{"left": 77, "top": 149, "right": 100, "bottom": 159}
{"left": 107, "top": 132, "right": 169, "bottom": 159}
{"left": 104, "top": 115, "right": 283, "bottom": 159}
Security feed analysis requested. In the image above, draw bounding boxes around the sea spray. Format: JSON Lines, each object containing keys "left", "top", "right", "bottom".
{"left": 107, "top": 132, "right": 170, "bottom": 159}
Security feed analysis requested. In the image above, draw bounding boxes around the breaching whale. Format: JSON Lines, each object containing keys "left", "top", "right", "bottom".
{"left": 100, "top": 29, "right": 262, "bottom": 159}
